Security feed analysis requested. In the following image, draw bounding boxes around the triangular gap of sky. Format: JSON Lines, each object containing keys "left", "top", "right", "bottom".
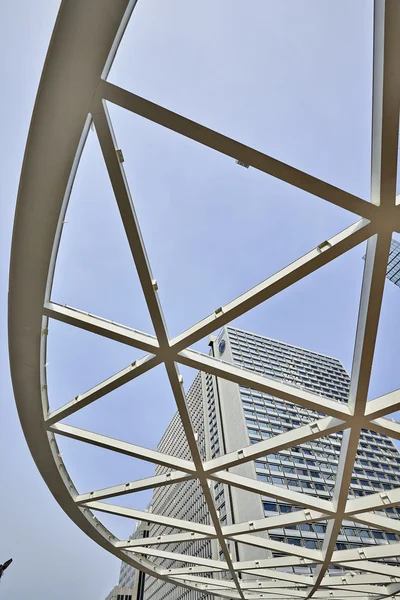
{"left": 90, "top": 510, "right": 141, "bottom": 543}
{"left": 190, "top": 240, "right": 367, "bottom": 377}
{"left": 108, "top": 100, "right": 362, "bottom": 343}
{"left": 51, "top": 124, "right": 155, "bottom": 335}
{"left": 54, "top": 433, "right": 155, "bottom": 503}
{"left": 46, "top": 318, "right": 141, "bottom": 412}
{"left": 108, "top": 0, "right": 373, "bottom": 200}
{"left": 368, "top": 234, "right": 400, "bottom": 405}
{"left": 61, "top": 361, "right": 189, "bottom": 460}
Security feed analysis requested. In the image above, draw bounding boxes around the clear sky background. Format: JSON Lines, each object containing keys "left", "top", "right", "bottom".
{"left": 1, "top": 1, "right": 400, "bottom": 598}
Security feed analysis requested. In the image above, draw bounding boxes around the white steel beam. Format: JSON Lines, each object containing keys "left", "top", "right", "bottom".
{"left": 128, "top": 546, "right": 228, "bottom": 570}
{"left": 345, "top": 485, "right": 400, "bottom": 516}
{"left": 307, "top": 0, "right": 400, "bottom": 591}
{"left": 96, "top": 93, "right": 246, "bottom": 597}
{"left": 92, "top": 102, "right": 170, "bottom": 348}
{"left": 365, "top": 388, "right": 400, "bottom": 419}
{"left": 165, "top": 361, "right": 246, "bottom": 599}
{"left": 181, "top": 349, "right": 351, "bottom": 422}
{"left": 332, "top": 542, "right": 400, "bottom": 563}
{"left": 45, "top": 353, "right": 159, "bottom": 426}
{"left": 75, "top": 471, "right": 194, "bottom": 504}
{"left": 308, "top": 229, "right": 393, "bottom": 596}
{"left": 169, "top": 575, "right": 310, "bottom": 591}
{"left": 85, "top": 500, "right": 216, "bottom": 536}
{"left": 44, "top": 301, "right": 159, "bottom": 353}
{"left": 227, "top": 534, "right": 322, "bottom": 564}
{"left": 160, "top": 555, "right": 315, "bottom": 576}
{"left": 104, "top": 83, "right": 377, "bottom": 221}
{"left": 227, "top": 531, "right": 324, "bottom": 564}
{"left": 170, "top": 219, "right": 373, "bottom": 352}
{"left": 212, "top": 470, "right": 334, "bottom": 514}
{"left": 339, "top": 560, "right": 400, "bottom": 579}
{"left": 370, "top": 0, "right": 400, "bottom": 211}
{"left": 159, "top": 565, "right": 225, "bottom": 576}
{"left": 224, "top": 509, "right": 330, "bottom": 537}
{"left": 321, "top": 572, "right": 394, "bottom": 587}
{"left": 50, "top": 423, "right": 196, "bottom": 473}
{"left": 204, "top": 415, "right": 347, "bottom": 473}
{"left": 93, "top": 96, "right": 246, "bottom": 597}
{"left": 233, "top": 547, "right": 322, "bottom": 570}
{"left": 116, "top": 531, "right": 215, "bottom": 548}
{"left": 367, "top": 417, "right": 400, "bottom": 440}
{"left": 351, "top": 511, "right": 400, "bottom": 534}
{"left": 309, "top": 238, "right": 391, "bottom": 593}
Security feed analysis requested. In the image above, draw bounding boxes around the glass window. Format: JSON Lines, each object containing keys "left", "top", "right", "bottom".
{"left": 264, "top": 502, "right": 278, "bottom": 512}
{"left": 288, "top": 479, "right": 300, "bottom": 487}
{"left": 272, "top": 477, "right": 284, "bottom": 485}
{"left": 360, "top": 529, "right": 372, "bottom": 537}
{"left": 301, "top": 481, "right": 313, "bottom": 489}
{"left": 335, "top": 542, "right": 347, "bottom": 550}
{"left": 288, "top": 538, "right": 301, "bottom": 546}
{"left": 270, "top": 464, "right": 281, "bottom": 472}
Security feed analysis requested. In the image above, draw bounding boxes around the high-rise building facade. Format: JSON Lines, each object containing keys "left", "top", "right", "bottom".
{"left": 117, "top": 327, "right": 400, "bottom": 599}
{"left": 364, "top": 238, "right": 400, "bottom": 289}
{"left": 386, "top": 238, "right": 400, "bottom": 288}
{"left": 210, "top": 327, "right": 400, "bottom": 575}
{"left": 143, "top": 372, "right": 212, "bottom": 600}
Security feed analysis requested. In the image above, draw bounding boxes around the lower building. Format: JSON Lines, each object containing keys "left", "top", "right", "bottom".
{"left": 105, "top": 586, "right": 137, "bottom": 600}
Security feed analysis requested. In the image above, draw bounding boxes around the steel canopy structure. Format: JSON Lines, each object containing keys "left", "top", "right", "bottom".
{"left": 8, "top": 0, "right": 400, "bottom": 598}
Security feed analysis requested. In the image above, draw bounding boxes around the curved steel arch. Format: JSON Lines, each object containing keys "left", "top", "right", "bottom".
{"left": 9, "top": 0, "right": 400, "bottom": 599}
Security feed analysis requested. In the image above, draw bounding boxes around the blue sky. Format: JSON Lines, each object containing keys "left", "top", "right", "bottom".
{"left": 1, "top": 1, "right": 400, "bottom": 598}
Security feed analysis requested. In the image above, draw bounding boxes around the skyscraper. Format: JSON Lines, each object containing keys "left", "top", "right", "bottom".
{"left": 116, "top": 327, "right": 400, "bottom": 600}
{"left": 363, "top": 238, "right": 400, "bottom": 289}
{"left": 386, "top": 239, "right": 400, "bottom": 288}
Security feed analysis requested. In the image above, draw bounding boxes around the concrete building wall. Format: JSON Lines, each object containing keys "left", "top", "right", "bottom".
{"left": 143, "top": 372, "right": 212, "bottom": 600}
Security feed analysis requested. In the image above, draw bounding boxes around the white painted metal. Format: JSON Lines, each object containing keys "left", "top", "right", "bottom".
{"left": 8, "top": 0, "right": 400, "bottom": 598}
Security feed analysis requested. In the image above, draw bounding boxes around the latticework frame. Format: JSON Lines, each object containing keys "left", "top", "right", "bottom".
{"left": 8, "top": 1, "right": 400, "bottom": 598}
